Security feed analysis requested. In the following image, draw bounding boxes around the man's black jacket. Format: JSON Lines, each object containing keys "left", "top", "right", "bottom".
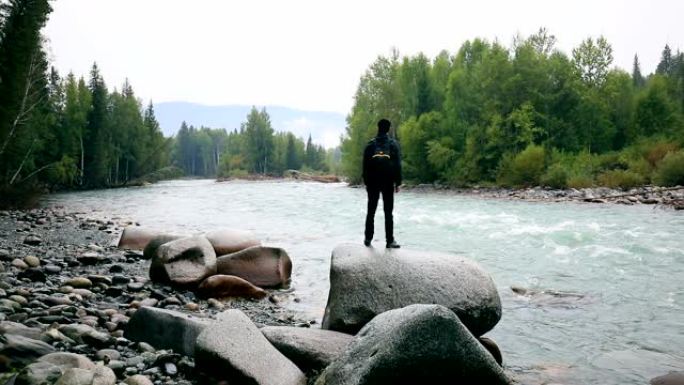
{"left": 362, "top": 133, "right": 402, "bottom": 187}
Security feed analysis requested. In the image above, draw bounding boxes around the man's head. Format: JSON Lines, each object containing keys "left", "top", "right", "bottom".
{"left": 377, "top": 119, "right": 391, "bottom": 134}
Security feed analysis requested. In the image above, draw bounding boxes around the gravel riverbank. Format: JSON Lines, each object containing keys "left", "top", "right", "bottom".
{"left": 0, "top": 208, "right": 312, "bottom": 384}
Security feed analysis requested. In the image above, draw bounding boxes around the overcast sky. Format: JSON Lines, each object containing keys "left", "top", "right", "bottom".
{"left": 44, "top": 0, "right": 684, "bottom": 115}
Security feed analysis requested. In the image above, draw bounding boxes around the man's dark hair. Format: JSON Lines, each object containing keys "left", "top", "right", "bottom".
{"left": 377, "top": 119, "right": 391, "bottom": 134}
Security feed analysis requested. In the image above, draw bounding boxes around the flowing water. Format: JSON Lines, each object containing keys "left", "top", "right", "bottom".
{"left": 44, "top": 179, "right": 684, "bottom": 384}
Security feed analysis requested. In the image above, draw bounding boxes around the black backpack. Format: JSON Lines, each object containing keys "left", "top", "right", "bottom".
{"left": 369, "top": 138, "right": 393, "bottom": 174}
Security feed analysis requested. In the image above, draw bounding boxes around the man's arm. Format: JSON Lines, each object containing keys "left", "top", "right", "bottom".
{"left": 362, "top": 143, "right": 371, "bottom": 185}
{"left": 393, "top": 140, "right": 402, "bottom": 188}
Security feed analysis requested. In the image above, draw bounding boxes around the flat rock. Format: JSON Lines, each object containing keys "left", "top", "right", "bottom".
{"left": 150, "top": 236, "right": 217, "bottom": 286}
{"left": 205, "top": 229, "right": 261, "bottom": 255}
{"left": 16, "top": 361, "right": 63, "bottom": 385}
{"left": 197, "top": 274, "right": 267, "bottom": 300}
{"left": 216, "top": 246, "right": 292, "bottom": 288}
{"left": 315, "top": 304, "right": 511, "bottom": 385}
{"left": 124, "top": 306, "right": 211, "bottom": 356}
{"left": 652, "top": 372, "right": 684, "bottom": 385}
{"left": 0, "top": 334, "right": 56, "bottom": 369}
{"left": 321, "top": 244, "right": 501, "bottom": 336}
{"left": 125, "top": 374, "right": 154, "bottom": 385}
{"left": 261, "top": 326, "right": 353, "bottom": 373}
{"left": 38, "top": 352, "right": 96, "bottom": 370}
{"left": 195, "top": 309, "right": 305, "bottom": 385}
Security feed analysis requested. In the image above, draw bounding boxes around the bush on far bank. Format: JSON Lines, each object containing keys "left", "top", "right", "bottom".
{"left": 654, "top": 150, "right": 684, "bottom": 186}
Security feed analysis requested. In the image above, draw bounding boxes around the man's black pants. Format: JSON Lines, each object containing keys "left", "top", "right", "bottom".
{"left": 365, "top": 184, "right": 394, "bottom": 243}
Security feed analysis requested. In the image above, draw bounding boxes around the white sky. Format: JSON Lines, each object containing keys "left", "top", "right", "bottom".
{"left": 44, "top": 0, "right": 684, "bottom": 115}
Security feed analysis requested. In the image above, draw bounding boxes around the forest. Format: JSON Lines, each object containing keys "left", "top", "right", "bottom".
{"left": 0, "top": 0, "right": 332, "bottom": 207}
{"left": 341, "top": 29, "right": 684, "bottom": 188}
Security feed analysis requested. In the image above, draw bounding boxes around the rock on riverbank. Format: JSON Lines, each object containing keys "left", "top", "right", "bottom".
{"left": 0, "top": 208, "right": 312, "bottom": 385}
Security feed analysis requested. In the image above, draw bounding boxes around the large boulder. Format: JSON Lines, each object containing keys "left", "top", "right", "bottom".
{"left": 195, "top": 309, "right": 305, "bottom": 385}
{"left": 143, "top": 234, "right": 185, "bottom": 260}
{"left": 321, "top": 244, "right": 501, "bottom": 336}
{"left": 197, "top": 275, "right": 267, "bottom": 300}
{"left": 149, "top": 236, "right": 217, "bottom": 286}
{"left": 16, "top": 353, "right": 96, "bottom": 385}
{"left": 216, "top": 246, "right": 292, "bottom": 288}
{"left": 205, "top": 229, "right": 261, "bottom": 255}
{"left": 118, "top": 227, "right": 166, "bottom": 250}
{"left": 315, "top": 304, "right": 511, "bottom": 385}
{"left": 124, "top": 307, "right": 212, "bottom": 356}
{"left": 261, "top": 326, "right": 353, "bottom": 374}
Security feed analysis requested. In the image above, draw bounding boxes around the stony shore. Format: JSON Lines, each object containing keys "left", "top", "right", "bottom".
{"left": 0, "top": 208, "right": 313, "bottom": 385}
{"left": 403, "top": 184, "right": 684, "bottom": 209}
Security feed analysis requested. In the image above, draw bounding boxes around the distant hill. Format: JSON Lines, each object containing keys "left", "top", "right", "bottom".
{"left": 154, "top": 102, "right": 347, "bottom": 148}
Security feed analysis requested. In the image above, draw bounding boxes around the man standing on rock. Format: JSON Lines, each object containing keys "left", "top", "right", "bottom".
{"left": 363, "top": 119, "right": 402, "bottom": 249}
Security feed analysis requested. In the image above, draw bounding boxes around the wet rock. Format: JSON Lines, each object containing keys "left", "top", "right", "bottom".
{"left": 651, "top": 372, "right": 684, "bottom": 385}
{"left": 125, "top": 307, "right": 211, "bottom": 357}
{"left": 150, "top": 236, "right": 217, "bottom": 287}
{"left": 54, "top": 366, "right": 116, "bottom": 385}
{"left": 204, "top": 229, "right": 261, "bottom": 255}
{"left": 315, "top": 304, "right": 511, "bottom": 385}
{"left": 215, "top": 246, "right": 292, "bottom": 288}
{"left": 321, "top": 244, "right": 502, "bottom": 336}
{"left": 77, "top": 252, "right": 105, "bottom": 265}
{"left": 261, "top": 326, "right": 353, "bottom": 373}
{"left": 0, "top": 321, "right": 43, "bottom": 340}
{"left": 65, "top": 277, "right": 93, "bottom": 288}
{"left": 195, "top": 309, "right": 305, "bottom": 385}
{"left": 23, "top": 235, "right": 42, "bottom": 246}
{"left": 479, "top": 337, "right": 503, "bottom": 366}
{"left": 127, "top": 282, "right": 144, "bottom": 292}
{"left": 197, "top": 274, "right": 268, "bottom": 300}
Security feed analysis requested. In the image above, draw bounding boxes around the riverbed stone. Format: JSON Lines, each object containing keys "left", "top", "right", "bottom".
{"left": 11, "top": 258, "right": 29, "bottom": 269}
{"left": 16, "top": 361, "right": 63, "bottom": 385}
{"left": 24, "top": 255, "right": 40, "bottom": 267}
{"left": 65, "top": 277, "right": 93, "bottom": 288}
{"left": 124, "top": 306, "right": 211, "bottom": 356}
{"left": 651, "top": 372, "right": 684, "bottom": 385}
{"left": 118, "top": 226, "right": 166, "bottom": 250}
{"left": 204, "top": 229, "right": 261, "bottom": 255}
{"left": 315, "top": 304, "right": 511, "bottom": 385}
{"left": 215, "top": 246, "right": 292, "bottom": 288}
{"left": 195, "top": 309, "right": 306, "bottom": 385}
{"left": 38, "top": 352, "right": 96, "bottom": 370}
{"left": 124, "top": 374, "right": 154, "bottom": 385}
{"left": 149, "top": 236, "right": 217, "bottom": 287}
{"left": 261, "top": 326, "right": 353, "bottom": 373}
{"left": 23, "top": 235, "right": 42, "bottom": 246}
{"left": 321, "top": 244, "right": 502, "bottom": 336}
{"left": 197, "top": 274, "right": 268, "bottom": 300}
{"left": 0, "top": 334, "right": 56, "bottom": 369}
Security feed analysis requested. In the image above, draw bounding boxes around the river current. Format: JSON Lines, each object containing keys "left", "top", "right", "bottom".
{"left": 44, "top": 179, "right": 684, "bottom": 384}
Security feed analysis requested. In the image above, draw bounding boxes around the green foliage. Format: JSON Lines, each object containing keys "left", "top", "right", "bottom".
{"left": 596, "top": 170, "right": 645, "bottom": 189}
{"left": 497, "top": 145, "right": 546, "bottom": 187}
{"left": 540, "top": 163, "right": 568, "bottom": 188}
{"left": 341, "top": 31, "right": 684, "bottom": 189}
{"left": 653, "top": 151, "right": 684, "bottom": 186}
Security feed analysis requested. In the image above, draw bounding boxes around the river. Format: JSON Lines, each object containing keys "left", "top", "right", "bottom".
{"left": 44, "top": 179, "right": 684, "bottom": 384}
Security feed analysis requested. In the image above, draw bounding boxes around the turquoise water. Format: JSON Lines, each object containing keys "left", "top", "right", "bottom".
{"left": 45, "top": 179, "right": 684, "bottom": 384}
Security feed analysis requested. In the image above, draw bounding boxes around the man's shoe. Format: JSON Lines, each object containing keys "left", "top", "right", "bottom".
{"left": 364, "top": 239, "right": 372, "bottom": 247}
{"left": 386, "top": 241, "right": 401, "bottom": 249}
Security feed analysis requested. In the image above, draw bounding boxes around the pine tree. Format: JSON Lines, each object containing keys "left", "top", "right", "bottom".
{"left": 84, "top": 63, "right": 110, "bottom": 186}
{"left": 656, "top": 45, "right": 673, "bottom": 76}
{"left": 632, "top": 54, "right": 645, "bottom": 88}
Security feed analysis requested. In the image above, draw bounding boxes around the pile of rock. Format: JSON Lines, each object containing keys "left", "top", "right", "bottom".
{"left": 118, "top": 227, "right": 292, "bottom": 300}
{"left": 124, "top": 243, "right": 512, "bottom": 385}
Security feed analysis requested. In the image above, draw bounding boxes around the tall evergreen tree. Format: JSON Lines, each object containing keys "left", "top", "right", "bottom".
{"left": 656, "top": 44, "right": 673, "bottom": 76}
{"left": 632, "top": 54, "right": 645, "bottom": 88}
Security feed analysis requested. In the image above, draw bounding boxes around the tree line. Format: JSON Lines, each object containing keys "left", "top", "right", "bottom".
{"left": 341, "top": 29, "right": 684, "bottom": 188}
{"left": 0, "top": 0, "right": 169, "bottom": 207}
{"left": 171, "top": 107, "right": 333, "bottom": 178}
